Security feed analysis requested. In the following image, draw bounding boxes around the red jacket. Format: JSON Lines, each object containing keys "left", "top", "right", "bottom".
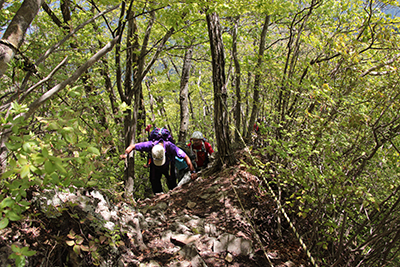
{"left": 188, "top": 141, "right": 214, "bottom": 168}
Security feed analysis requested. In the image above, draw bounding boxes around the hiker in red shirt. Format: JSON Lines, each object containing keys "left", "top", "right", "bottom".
{"left": 254, "top": 118, "right": 261, "bottom": 133}
{"left": 188, "top": 131, "right": 214, "bottom": 172}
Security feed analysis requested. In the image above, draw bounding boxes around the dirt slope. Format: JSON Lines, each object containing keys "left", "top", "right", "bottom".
{"left": 0, "top": 150, "right": 310, "bottom": 266}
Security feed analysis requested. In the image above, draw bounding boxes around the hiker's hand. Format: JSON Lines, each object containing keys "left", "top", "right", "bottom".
{"left": 120, "top": 153, "right": 127, "bottom": 159}
{"left": 190, "top": 172, "right": 197, "bottom": 180}
{"left": 143, "top": 163, "right": 149, "bottom": 168}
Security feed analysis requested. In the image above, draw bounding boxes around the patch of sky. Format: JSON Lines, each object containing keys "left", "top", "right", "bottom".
{"left": 379, "top": 1, "right": 400, "bottom": 18}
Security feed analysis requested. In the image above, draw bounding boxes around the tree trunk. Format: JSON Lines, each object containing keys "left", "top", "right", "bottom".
{"left": 206, "top": 11, "right": 235, "bottom": 168}
{"left": 123, "top": 9, "right": 137, "bottom": 198}
{"left": 231, "top": 16, "right": 241, "bottom": 143}
{"left": 178, "top": 46, "right": 193, "bottom": 143}
{"left": 247, "top": 14, "right": 270, "bottom": 139}
{"left": 146, "top": 81, "right": 156, "bottom": 123}
{"left": 121, "top": 9, "right": 176, "bottom": 195}
{"left": 242, "top": 71, "right": 252, "bottom": 138}
{"left": 0, "top": 0, "right": 44, "bottom": 78}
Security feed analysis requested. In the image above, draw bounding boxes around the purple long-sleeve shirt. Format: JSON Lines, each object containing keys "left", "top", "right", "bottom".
{"left": 135, "top": 140, "right": 187, "bottom": 166}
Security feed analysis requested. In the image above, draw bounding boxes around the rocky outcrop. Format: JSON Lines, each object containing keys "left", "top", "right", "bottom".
{"left": 0, "top": 165, "right": 308, "bottom": 266}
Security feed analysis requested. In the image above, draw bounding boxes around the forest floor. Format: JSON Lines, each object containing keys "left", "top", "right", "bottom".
{"left": 0, "top": 148, "right": 312, "bottom": 266}
{"left": 135, "top": 160, "right": 310, "bottom": 266}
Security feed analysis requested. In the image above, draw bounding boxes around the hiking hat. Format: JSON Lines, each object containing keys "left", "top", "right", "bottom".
{"left": 191, "top": 131, "right": 203, "bottom": 140}
{"left": 152, "top": 144, "right": 166, "bottom": 166}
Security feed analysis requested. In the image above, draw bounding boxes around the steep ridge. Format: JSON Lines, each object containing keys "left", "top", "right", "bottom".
{"left": 0, "top": 150, "right": 309, "bottom": 266}
{"left": 133, "top": 164, "right": 308, "bottom": 266}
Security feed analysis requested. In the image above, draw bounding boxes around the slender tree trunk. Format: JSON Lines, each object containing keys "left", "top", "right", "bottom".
{"left": 247, "top": 14, "right": 270, "bottom": 139}
{"left": 146, "top": 81, "right": 156, "bottom": 123}
{"left": 231, "top": 16, "right": 241, "bottom": 143}
{"left": 100, "top": 59, "right": 120, "bottom": 125}
{"left": 115, "top": 6, "right": 179, "bottom": 195}
{"left": 82, "top": 72, "right": 108, "bottom": 129}
{"left": 242, "top": 71, "right": 252, "bottom": 138}
{"left": 123, "top": 9, "right": 136, "bottom": 197}
{"left": 178, "top": 46, "right": 193, "bottom": 143}
{"left": 137, "top": 85, "right": 146, "bottom": 141}
{"left": 195, "top": 70, "right": 211, "bottom": 118}
{"left": 206, "top": 11, "right": 235, "bottom": 168}
{"left": 0, "top": 0, "right": 44, "bottom": 78}
{"left": 277, "top": 0, "right": 315, "bottom": 136}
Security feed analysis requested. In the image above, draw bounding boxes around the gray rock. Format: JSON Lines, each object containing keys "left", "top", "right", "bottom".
{"left": 170, "top": 233, "right": 201, "bottom": 246}
{"left": 213, "top": 233, "right": 254, "bottom": 256}
{"left": 177, "top": 171, "right": 192, "bottom": 187}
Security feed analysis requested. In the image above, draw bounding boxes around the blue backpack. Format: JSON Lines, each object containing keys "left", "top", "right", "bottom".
{"left": 175, "top": 142, "right": 196, "bottom": 171}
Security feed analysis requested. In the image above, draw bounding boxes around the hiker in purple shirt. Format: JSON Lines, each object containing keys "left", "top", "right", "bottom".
{"left": 121, "top": 140, "right": 196, "bottom": 194}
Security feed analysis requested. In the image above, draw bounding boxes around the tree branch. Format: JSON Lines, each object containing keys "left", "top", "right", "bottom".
{"left": 360, "top": 53, "right": 400, "bottom": 77}
{"left": 23, "top": 37, "right": 119, "bottom": 120}
{"left": 36, "top": 4, "right": 120, "bottom": 66}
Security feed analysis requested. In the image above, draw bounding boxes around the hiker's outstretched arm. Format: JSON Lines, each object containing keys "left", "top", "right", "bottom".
{"left": 184, "top": 155, "right": 195, "bottom": 172}
{"left": 125, "top": 144, "right": 136, "bottom": 154}
{"left": 120, "top": 144, "right": 136, "bottom": 159}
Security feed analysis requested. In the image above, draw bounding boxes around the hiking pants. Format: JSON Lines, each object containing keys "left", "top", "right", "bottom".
{"left": 149, "top": 162, "right": 177, "bottom": 194}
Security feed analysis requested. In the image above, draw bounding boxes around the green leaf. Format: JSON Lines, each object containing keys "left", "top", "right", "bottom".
{"left": 47, "top": 121, "right": 59, "bottom": 130}
{"left": 51, "top": 173, "right": 60, "bottom": 183}
{"left": 19, "top": 200, "right": 30, "bottom": 207}
{"left": 45, "top": 160, "right": 56, "bottom": 174}
{"left": 5, "top": 141, "right": 22, "bottom": 150}
{"left": 7, "top": 211, "right": 22, "bottom": 221}
{"left": 72, "top": 180, "right": 84, "bottom": 187}
{"left": 42, "top": 147, "right": 49, "bottom": 158}
{"left": 76, "top": 141, "right": 90, "bottom": 148}
{"left": 0, "top": 197, "right": 15, "bottom": 208}
{"left": 0, "top": 218, "right": 9, "bottom": 229}
{"left": 29, "top": 164, "right": 38, "bottom": 173}
{"left": 119, "top": 102, "right": 130, "bottom": 111}
{"left": 18, "top": 157, "right": 28, "bottom": 165}
{"left": 73, "top": 244, "right": 81, "bottom": 254}
{"left": 54, "top": 161, "right": 66, "bottom": 174}
{"left": 63, "top": 127, "right": 74, "bottom": 132}
{"left": 16, "top": 255, "right": 25, "bottom": 266}
{"left": 11, "top": 244, "right": 20, "bottom": 252}
{"left": 31, "top": 154, "right": 45, "bottom": 165}
{"left": 76, "top": 236, "right": 84, "bottom": 245}
{"left": 20, "top": 164, "right": 30, "bottom": 178}
{"left": 23, "top": 249, "right": 36, "bottom": 257}
{"left": 66, "top": 240, "right": 75, "bottom": 246}
{"left": 22, "top": 142, "right": 33, "bottom": 152}
{"left": 20, "top": 246, "right": 35, "bottom": 256}
{"left": 8, "top": 253, "right": 18, "bottom": 259}
{"left": 87, "top": 146, "right": 100, "bottom": 155}
{"left": 87, "top": 180, "right": 98, "bottom": 187}
{"left": 81, "top": 244, "right": 90, "bottom": 252}
{"left": 11, "top": 125, "right": 20, "bottom": 134}
{"left": 20, "top": 189, "right": 27, "bottom": 198}
{"left": 1, "top": 170, "right": 14, "bottom": 179}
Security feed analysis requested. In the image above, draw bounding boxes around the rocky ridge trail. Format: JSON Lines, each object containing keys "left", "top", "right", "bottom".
{"left": 0, "top": 152, "right": 308, "bottom": 266}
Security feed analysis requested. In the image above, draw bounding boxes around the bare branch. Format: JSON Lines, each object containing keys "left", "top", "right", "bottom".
{"left": 36, "top": 4, "right": 120, "bottom": 66}
{"left": 360, "top": 53, "right": 400, "bottom": 77}
{"left": 23, "top": 36, "right": 119, "bottom": 120}
{"left": 0, "top": 56, "right": 68, "bottom": 112}
{"left": 20, "top": 56, "right": 69, "bottom": 102}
